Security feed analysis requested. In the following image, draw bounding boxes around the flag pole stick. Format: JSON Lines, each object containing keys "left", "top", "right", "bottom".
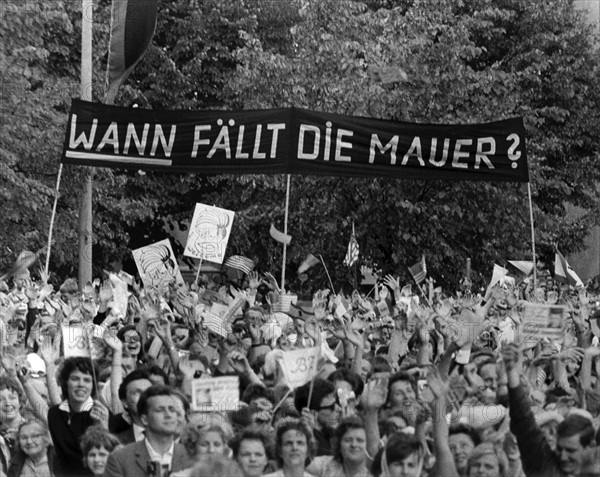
{"left": 194, "top": 257, "right": 203, "bottom": 285}
{"left": 45, "top": 164, "right": 64, "bottom": 276}
{"left": 527, "top": 183, "right": 537, "bottom": 289}
{"left": 319, "top": 255, "right": 335, "bottom": 292}
{"left": 78, "top": 0, "right": 94, "bottom": 289}
{"left": 281, "top": 174, "right": 291, "bottom": 292}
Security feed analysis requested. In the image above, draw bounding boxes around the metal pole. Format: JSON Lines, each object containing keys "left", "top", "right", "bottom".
{"left": 78, "top": 0, "right": 94, "bottom": 288}
{"left": 281, "top": 174, "right": 291, "bottom": 292}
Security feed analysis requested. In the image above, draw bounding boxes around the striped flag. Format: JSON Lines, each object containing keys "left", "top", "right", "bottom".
{"left": 224, "top": 255, "right": 255, "bottom": 275}
{"left": 343, "top": 226, "right": 359, "bottom": 267}
{"left": 409, "top": 255, "right": 427, "bottom": 284}
{"left": 554, "top": 248, "right": 584, "bottom": 287}
{"left": 105, "top": 0, "right": 159, "bottom": 104}
{"left": 298, "top": 254, "right": 320, "bottom": 275}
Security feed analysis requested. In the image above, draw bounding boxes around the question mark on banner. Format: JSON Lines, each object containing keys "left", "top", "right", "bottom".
{"left": 506, "top": 133, "right": 521, "bottom": 169}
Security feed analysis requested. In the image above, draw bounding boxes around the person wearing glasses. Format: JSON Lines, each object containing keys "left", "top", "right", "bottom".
{"left": 7, "top": 419, "right": 54, "bottom": 477}
{"left": 294, "top": 379, "right": 341, "bottom": 457}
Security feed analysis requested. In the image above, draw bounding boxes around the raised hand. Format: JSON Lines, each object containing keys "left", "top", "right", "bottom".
{"left": 247, "top": 271, "right": 261, "bottom": 290}
{"left": 227, "top": 350, "right": 251, "bottom": 375}
{"left": 382, "top": 275, "right": 401, "bottom": 294}
{"left": 38, "top": 334, "right": 60, "bottom": 365}
{"left": 427, "top": 367, "right": 449, "bottom": 400}
{"left": 360, "top": 377, "right": 389, "bottom": 411}
{"left": 102, "top": 327, "right": 123, "bottom": 352}
{"left": 90, "top": 400, "right": 110, "bottom": 429}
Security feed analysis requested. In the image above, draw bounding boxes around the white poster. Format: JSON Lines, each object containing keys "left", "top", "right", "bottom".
{"left": 280, "top": 347, "right": 320, "bottom": 389}
{"left": 191, "top": 376, "right": 240, "bottom": 411}
{"left": 519, "top": 303, "right": 567, "bottom": 347}
{"left": 132, "top": 239, "right": 184, "bottom": 292}
{"left": 184, "top": 204, "right": 235, "bottom": 263}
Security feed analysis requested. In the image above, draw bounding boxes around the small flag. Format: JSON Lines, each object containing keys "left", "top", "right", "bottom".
{"left": 269, "top": 223, "right": 292, "bottom": 245}
{"left": 106, "top": 0, "right": 159, "bottom": 104}
{"left": 224, "top": 255, "right": 255, "bottom": 275}
{"left": 343, "top": 225, "right": 359, "bottom": 267}
{"left": 507, "top": 260, "right": 535, "bottom": 276}
{"left": 298, "top": 254, "right": 320, "bottom": 275}
{"left": 490, "top": 264, "right": 508, "bottom": 287}
{"left": 555, "top": 248, "right": 584, "bottom": 287}
{"left": 409, "top": 255, "right": 427, "bottom": 284}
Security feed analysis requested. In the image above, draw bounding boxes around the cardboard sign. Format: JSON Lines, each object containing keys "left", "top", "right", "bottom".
{"left": 62, "top": 325, "right": 91, "bottom": 358}
{"left": 184, "top": 204, "right": 235, "bottom": 263}
{"left": 132, "top": 239, "right": 184, "bottom": 292}
{"left": 280, "top": 347, "right": 320, "bottom": 389}
{"left": 518, "top": 303, "right": 567, "bottom": 347}
{"left": 191, "top": 376, "right": 240, "bottom": 411}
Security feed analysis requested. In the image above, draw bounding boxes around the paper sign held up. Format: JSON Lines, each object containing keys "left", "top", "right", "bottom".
{"left": 185, "top": 204, "right": 235, "bottom": 263}
{"left": 191, "top": 376, "right": 240, "bottom": 412}
{"left": 518, "top": 303, "right": 567, "bottom": 347}
{"left": 132, "top": 239, "right": 184, "bottom": 292}
{"left": 280, "top": 347, "right": 320, "bottom": 389}
{"left": 62, "top": 325, "right": 91, "bottom": 358}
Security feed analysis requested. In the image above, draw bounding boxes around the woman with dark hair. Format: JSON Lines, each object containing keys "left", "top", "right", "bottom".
{"left": 79, "top": 425, "right": 122, "bottom": 477}
{"left": 47, "top": 357, "right": 111, "bottom": 476}
{"left": 7, "top": 419, "right": 54, "bottom": 477}
{"left": 264, "top": 418, "right": 316, "bottom": 477}
{"left": 372, "top": 433, "right": 424, "bottom": 477}
{"left": 117, "top": 325, "right": 145, "bottom": 363}
{"left": 230, "top": 426, "right": 274, "bottom": 477}
{"left": 307, "top": 416, "right": 372, "bottom": 477}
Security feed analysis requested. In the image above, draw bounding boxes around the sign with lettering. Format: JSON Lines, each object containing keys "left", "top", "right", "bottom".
{"left": 191, "top": 376, "right": 240, "bottom": 412}
{"left": 280, "top": 347, "right": 321, "bottom": 389}
{"left": 62, "top": 100, "right": 528, "bottom": 182}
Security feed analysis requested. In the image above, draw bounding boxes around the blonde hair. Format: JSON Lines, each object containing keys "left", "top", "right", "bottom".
{"left": 467, "top": 443, "right": 509, "bottom": 477}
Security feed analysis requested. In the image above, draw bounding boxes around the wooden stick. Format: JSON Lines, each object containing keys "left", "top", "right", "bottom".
{"left": 319, "top": 255, "right": 336, "bottom": 292}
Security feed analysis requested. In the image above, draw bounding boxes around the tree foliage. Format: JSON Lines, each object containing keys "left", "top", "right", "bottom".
{"left": 1, "top": 0, "right": 599, "bottom": 292}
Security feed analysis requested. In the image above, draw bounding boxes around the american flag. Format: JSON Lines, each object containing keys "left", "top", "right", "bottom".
{"left": 224, "top": 255, "right": 255, "bottom": 275}
{"left": 343, "top": 228, "right": 359, "bottom": 267}
{"left": 409, "top": 255, "right": 427, "bottom": 284}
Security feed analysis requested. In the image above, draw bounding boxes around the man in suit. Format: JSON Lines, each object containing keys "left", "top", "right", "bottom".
{"left": 108, "top": 369, "right": 153, "bottom": 444}
{"left": 103, "top": 384, "right": 193, "bottom": 477}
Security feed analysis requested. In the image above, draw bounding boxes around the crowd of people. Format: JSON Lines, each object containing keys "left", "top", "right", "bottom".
{"left": 0, "top": 258, "right": 599, "bottom": 477}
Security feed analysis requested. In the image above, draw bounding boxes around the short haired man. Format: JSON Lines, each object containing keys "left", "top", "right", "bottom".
{"left": 103, "top": 385, "right": 192, "bottom": 477}
{"left": 502, "top": 343, "right": 600, "bottom": 477}
{"left": 108, "top": 369, "right": 153, "bottom": 444}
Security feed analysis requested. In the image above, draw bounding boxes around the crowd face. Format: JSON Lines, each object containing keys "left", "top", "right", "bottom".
{"left": 388, "top": 452, "right": 422, "bottom": 477}
{"left": 316, "top": 392, "right": 341, "bottom": 431}
{"left": 280, "top": 429, "right": 308, "bottom": 469}
{"left": 236, "top": 438, "right": 268, "bottom": 477}
{"left": 0, "top": 388, "right": 21, "bottom": 421}
{"left": 122, "top": 330, "right": 142, "bottom": 356}
{"left": 540, "top": 421, "right": 559, "bottom": 450}
{"left": 389, "top": 380, "right": 416, "bottom": 408}
{"left": 86, "top": 445, "right": 111, "bottom": 476}
{"left": 196, "top": 430, "right": 227, "bottom": 456}
{"left": 18, "top": 422, "right": 47, "bottom": 459}
{"left": 340, "top": 428, "right": 367, "bottom": 465}
{"left": 142, "top": 395, "right": 179, "bottom": 436}
{"left": 67, "top": 370, "right": 93, "bottom": 405}
{"left": 556, "top": 433, "right": 585, "bottom": 475}
{"left": 468, "top": 453, "right": 501, "bottom": 477}
{"left": 449, "top": 433, "right": 475, "bottom": 473}
{"left": 123, "top": 378, "right": 152, "bottom": 417}
{"left": 479, "top": 364, "right": 497, "bottom": 391}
